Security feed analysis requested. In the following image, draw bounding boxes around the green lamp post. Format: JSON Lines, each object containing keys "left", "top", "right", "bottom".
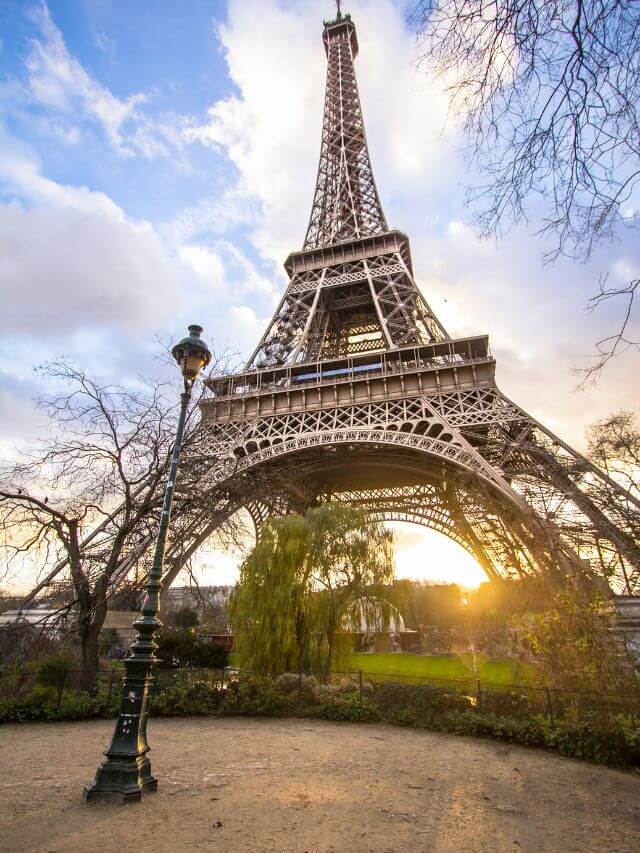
{"left": 84, "top": 324, "right": 211, "bottom": 804}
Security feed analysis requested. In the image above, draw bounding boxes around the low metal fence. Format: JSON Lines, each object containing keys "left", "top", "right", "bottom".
{"left": 360, "top": 670, "right": 640, "bottom": 721}
{"left": 2, "top": 662, "right": 639, "bottom": 722}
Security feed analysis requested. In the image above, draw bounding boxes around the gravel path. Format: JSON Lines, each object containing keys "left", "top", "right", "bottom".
{"left": 1, "top": 716, "right": 639, "bottom": 852}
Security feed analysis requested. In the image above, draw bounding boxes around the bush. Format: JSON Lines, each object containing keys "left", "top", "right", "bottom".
{"left": 313, "top": 693, "right": 378, "bottom": 723}
{"left": 2, "top": 668, "right": 640, "bottom": 770}
{"left": 0, "top": 663, "right": 33, "bottom": 701}
{"left": 275, "top": 673, "right": 299, "bottom": 694}
{"left": 155, "top": 630, "right": 229, "bottom": 669}
{"left": 150, "top": 677, "right": 222, "bottom": 717}
{"left": 34, "top": 652, "right": 76, "bottom": 689}
{"left": 0, "top": 686, "right": 116, "bottom": 723}
{"left": 425, "top": 711, "right": 640, "bottom": 767}
{"left": 373, "top": 681, "right": 472, "bottom": 723}
{"left": 223, "top": 679, "right": 293, "bottom": 717}
{"left": 480, "top": 690, "right": 532, "bottom": 718}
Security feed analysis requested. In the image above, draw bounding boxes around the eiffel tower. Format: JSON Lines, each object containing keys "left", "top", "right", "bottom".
{"left": 171, "top": 8, "right": 640, "bottom": 594}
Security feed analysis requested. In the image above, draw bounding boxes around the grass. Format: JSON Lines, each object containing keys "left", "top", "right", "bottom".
{"left": 347, "top": 653, "right": 538, "bottom": 685}
{"left": 229, "top": 652, "right": 538, "bottom": 685}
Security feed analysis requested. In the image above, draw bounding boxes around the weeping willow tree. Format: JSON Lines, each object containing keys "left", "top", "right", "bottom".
{"left": 229, "top": 503, "right": 395, "bottom": 674}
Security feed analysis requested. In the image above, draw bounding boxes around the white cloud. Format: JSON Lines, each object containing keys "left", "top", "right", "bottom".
{"left": 0, "top": 128, "right": 192, "bottom": 336}
{"left": 23, "top": 1, "right": 187, "bottom": 160}
{"left": 178, "top": 245, "right": 226, "bottom": 284}
{"left": 0, "top": 127, "right": 124, "bottom": 217}
{"left": 164, "top": 187, "right": 260, "bottom": 245}
{"left": 0, "top": 200, "right": 184, "bottom": 336}
{"left": 228, "top": 305, "right": 263, "bottom": 346}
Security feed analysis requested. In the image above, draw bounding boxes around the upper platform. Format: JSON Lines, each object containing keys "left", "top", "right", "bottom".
{"left": 285, "top": 230, "right": 413, "bottom": 277}
{"left": 322, "top": 14, "right": 358, "bottom": 57}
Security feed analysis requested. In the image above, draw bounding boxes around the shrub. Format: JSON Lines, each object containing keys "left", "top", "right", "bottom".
{"left": 222, "top": 679, "right": 293, "bottom": 717}
{"left": 313, "top": 693, "right": 378, "bottom": 723}
{"left": 373, "top": 681, "right": 472, "bottom": 723}
{"left": 34, "top": 652, "right": 76, "bottom": 689}
{"left": 150, "top": 678, "right": 222, "bottom": 716}
{"left": 426, "top": 711, "right": 640, "bottom": 767}
{"left": 0, "top": 686, "right": 116, "bottom": 723}
{"left": 155, "top": 630, "right": 229, "bottom": 669}
{"left": 274, "top": 673, "right": 320, "bottom": 702}
{"left": 275, "top": 673, "right": 299, "bottom": 694}
{"left": 2, "top": 668, "right": 640, "bottom": 770}
{"left": 0, "top": 663, "right": 33, "bottom": 701}
{"left": 480, "top": 690, "right": 532, "bottom": 717}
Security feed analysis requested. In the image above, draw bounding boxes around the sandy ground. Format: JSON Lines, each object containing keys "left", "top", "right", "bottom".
{"left": 1, "top": 717, "right": 639, "bottom": 853}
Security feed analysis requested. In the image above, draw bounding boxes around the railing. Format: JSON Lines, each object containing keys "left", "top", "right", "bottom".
{"left": 205, "top": 339, "right": 492, "bottom": 403}
{"left": 4, "top": 664, "right": 639, "bottom": 723}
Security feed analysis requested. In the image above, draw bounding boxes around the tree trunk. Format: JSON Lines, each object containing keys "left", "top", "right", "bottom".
{"left": 78, "top": 588, "right": 109, "bottom": 691}
{"left": 80, "top": 623, "right": 100, "bottom": 691}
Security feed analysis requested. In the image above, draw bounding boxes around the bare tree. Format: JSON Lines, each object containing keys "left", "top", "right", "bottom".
{"left": 411, "top": 0, "right": 640, "bottom": 376}
{"left": 588, "top": 410, "right": 640, "bottom": 498}
{"left": 0, "top": 360, "right": 204, "bottom": 689}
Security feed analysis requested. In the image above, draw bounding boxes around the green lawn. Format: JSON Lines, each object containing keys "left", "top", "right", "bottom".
{"left": 228, "top": 651, "right": 538, "bottom": 685}
{"left": 346, "top": 653, "right": 538, "bottom": 686}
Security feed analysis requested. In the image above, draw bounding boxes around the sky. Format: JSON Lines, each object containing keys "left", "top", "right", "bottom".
{"left": 0, "top": 0, "right": 638, "bottom": 592}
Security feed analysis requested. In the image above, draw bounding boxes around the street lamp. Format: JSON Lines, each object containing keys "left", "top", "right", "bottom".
{"left": 84, "top": 324, "right": 211, "bottom": 804}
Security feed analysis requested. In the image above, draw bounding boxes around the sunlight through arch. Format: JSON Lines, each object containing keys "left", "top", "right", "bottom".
{"left": 388, "top": 521, "right": 487, "bottom": 589}
{"left": 178, "top": 514, "right": 488, "bottom": 590}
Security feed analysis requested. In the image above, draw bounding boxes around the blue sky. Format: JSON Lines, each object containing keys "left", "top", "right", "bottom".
{"left": 0, "top": 0, "right": 638, "bottom": 590}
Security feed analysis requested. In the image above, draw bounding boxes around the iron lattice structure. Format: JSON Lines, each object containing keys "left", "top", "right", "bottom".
{"left": 151, "top": 12, "right": 640, "bottom": 593}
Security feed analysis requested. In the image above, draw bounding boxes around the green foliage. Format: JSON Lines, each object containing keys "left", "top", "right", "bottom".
{"left": 312, "top": 693, "right": 378, "bottom": 723}
{"left": 34, "top": 651, "right": 75, "bottom": 688}
{"left": 466, "top": 579, "right": 553, "bottom": 617}
{"left": 0, "top": 686, "right": 116, "bottom": 723}
{"left": 155, "top": 629, "right": 229, "bottom": 669}
{"left": 373, "top": 681, "right": 472, "bottom": 722}
{"left": 426, "top": 712, "right": 640, "bottom": 767}
{"left": 222, "top": 679, "right": 294, "bottom": 716}
{"left": 230, "top": 503, "right": 395, "bottom": 675}
{"left": 275, "top": 672, "right": 319, "bottom": 701}
{"left": 392, "top": 580, "right": 463, "bottom": 631}
{"left": 149, "top": 674, "right": 222, "bottom": 716}
{"left": 99, "top": 628, "right": 120, "bottom": 656}
{"left": 3, "top": 672, "right": 640, "bottom": 768}
{"left": 174, "top": 607, "right": 199, "bottom": 630}
{"left": 480, "top": 689, "right": 532, "bottom": 717}
{"left": 518, "top": 584, "right": 638, "bottom": 695}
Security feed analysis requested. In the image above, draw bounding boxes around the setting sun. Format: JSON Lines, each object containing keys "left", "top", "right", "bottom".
{"left": 187, "top": 520, "right": 489, "bottom": 590}
{"left": 389, "top": 522, "right": 488, "bottom": 588}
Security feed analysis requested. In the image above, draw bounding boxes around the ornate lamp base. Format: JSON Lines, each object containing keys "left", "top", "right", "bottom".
{"left": 83, "top": 661, "right": 158, "bottom": 805}
{"left": 84, "top": 755, "right": 157, "bottom": 805}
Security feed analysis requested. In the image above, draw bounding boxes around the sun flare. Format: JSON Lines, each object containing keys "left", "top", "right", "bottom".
{"left": 388, "top": 521, "right": 487, "bottom": 588}
{"left": 187, "top": 519, "right": 488, "bottom": 591}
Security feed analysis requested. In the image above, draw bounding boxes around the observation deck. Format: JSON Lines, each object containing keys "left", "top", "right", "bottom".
{"left": 202, "top": 335, "right": 495, "bottom": 424}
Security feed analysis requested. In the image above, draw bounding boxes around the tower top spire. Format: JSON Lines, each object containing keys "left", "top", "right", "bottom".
{"left": 304, "top": 11, "right": 387, "bottom": 249}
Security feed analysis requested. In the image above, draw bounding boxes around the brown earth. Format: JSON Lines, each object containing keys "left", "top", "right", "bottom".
{"left": 1, "top": 716, "right": 639, "bottom": 852}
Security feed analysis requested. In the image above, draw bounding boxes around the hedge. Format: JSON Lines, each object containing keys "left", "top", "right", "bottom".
{"left": 2, "top": 677, "right": 639, "bottom": 769}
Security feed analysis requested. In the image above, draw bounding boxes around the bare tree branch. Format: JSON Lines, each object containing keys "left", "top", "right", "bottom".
{"left": 411, "top": 0, "right": 640, "bottom": 378}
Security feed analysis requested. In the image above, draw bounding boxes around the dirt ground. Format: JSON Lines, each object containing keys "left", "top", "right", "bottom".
{"left": 1, "top": 717, "right": 639, "bottom": 853}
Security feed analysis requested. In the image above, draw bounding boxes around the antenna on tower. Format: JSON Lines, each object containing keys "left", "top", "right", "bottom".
{"left": 336, "top": 0, "right": 342, "bottom": 21}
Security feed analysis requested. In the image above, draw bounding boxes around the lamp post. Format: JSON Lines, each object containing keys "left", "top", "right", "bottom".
{"left": 84, "top": 324, "right": 211, "bottom": 804}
